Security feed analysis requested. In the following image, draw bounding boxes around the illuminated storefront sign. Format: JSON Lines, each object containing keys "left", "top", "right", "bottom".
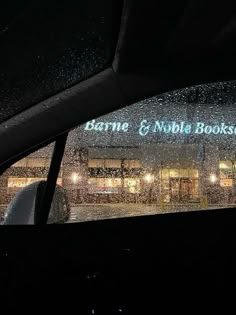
{"left": 85, "top": 120, "right": 129, "bottom": 132}
{"left": 85, "top": 119, "right": 236, "bottom": 136}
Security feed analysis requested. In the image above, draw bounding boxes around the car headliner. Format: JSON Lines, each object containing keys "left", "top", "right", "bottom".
{"left": 0, "top": 0, "right": 236, "bottom": 166}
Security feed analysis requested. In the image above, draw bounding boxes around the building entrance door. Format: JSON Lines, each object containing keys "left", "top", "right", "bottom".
{"left": 179, "top": 178, "right": 191, "bottom": 202}
{"left": 170, "top": 178, "right": 180, "bottom": 202}
{"left": 170, "top": 178, "right": 191, "bottom": 202}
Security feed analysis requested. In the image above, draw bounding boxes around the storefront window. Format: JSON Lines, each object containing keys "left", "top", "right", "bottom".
{"left": 26, "top": 158, "right": 51, "bottom": 168}
{"left": 169, "top": 169, "right": 179, "bottom": 178}
{"left": 12, "top": 157, "right": 51, "bottom": 168}
{"left": 124, "top": 160, "right": 141, "bottom": 168}
{"left": 219, "top": 161, "right": 232, "bottom": 169}
{"left": 104, "top": 160, "right": 121, "bottom": 168}
{"left": 219, "top": 160, "right": 234, "bottom": 187}
{"left": 88, "top": 159, "right": 122, "bottom": 168}
{"left": 190, "top": 179, "right": 199, "bottom": 196}
{"left": 8, "top": 177, "right": 47, "bottom": 188}
{"left": 220, "top": 179, "right": 233, "bottom": 187}
{"left": 161, "top": 180, "right": 170, "bottom": 190}
{"left": 12, "top": 158, "right": 27, "bottom": 167}
{"left": 189, "top": 169, "right": 199, "bottom": 178}
{"left": 88, "top": 177, "right": 122, "bottom": 193}
{"left": 88, "top": 159, "right": 105, "bottom": 168}
{"left": 124, "top": 178, "right": 140, "bottom": 193}
{"left": 179, "top": 169, "right": 189, "bottom": 177}
{"left": 160, "top": 168, "right": 199, "bottom": 179}
{"left": 161, "top": 169, "right": 170, "bottom": 179}
{"left": 105, "top": 178, "right": 121, "bottom": 187}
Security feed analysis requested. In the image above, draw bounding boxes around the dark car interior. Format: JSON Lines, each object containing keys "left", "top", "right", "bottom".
{"left": 1, "top": 0, "right": 236, "bottom": 312}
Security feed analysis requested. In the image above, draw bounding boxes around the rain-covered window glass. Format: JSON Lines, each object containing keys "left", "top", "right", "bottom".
{"left": 124, "top": 160, "right": 141, "bottom": 168}
{"left": 57, "top": 81, "right": 236, "bottom": 223}
{"left": 2, "top": 81, "right": 236, "bottom": 224}
{"left": 0, "top": 143, "right": 55, "bottom": 224}
{"left": 0, "top": 0, "right": 121, "bottom": 123}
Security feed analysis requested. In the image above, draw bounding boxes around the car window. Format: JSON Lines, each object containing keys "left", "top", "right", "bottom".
{"left": 1, "top": 81, "right": 236, "bottom": 224}
{"left": 0, "top": 143, "right": 55, "bottom": 222}
{"left": 0, "top": 0, "right": 121, "bottom": 123}
{"left": 58, "top": 81, "right": 236, "bottom": 223}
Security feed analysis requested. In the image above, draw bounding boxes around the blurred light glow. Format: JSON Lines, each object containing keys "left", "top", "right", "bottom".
{"left": 219, "top": 161, "right": 231, "bottom": 169}
{"left": 71, "top": 172, "right": 80, "bottom": 184}
{"left": 209, "top": 174, "right": 217, "bottom": 183}
{"left": 144, "top": 173, "right": 154, "bottom": 183}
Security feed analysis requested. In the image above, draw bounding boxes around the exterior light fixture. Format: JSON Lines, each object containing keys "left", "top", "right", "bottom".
{"left": 144, "top": 173, "right": 154, "bottom": 183}
{"left": 71, "top": 172, "right": 80, "bottom": 184}
{"left": 209, "top": 174, "right": 217, "bottom": 184}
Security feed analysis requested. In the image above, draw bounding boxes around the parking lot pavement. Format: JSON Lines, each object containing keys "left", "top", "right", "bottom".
{"left": 0, "top": 203, "right": 234, "bottom": 224}
{"left": 68, "top": 203, "right": 232, "bottom": 223}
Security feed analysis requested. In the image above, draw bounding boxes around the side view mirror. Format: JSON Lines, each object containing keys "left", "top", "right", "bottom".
{"left": 1, "top": 181, "right": 70, "bottom": 225}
